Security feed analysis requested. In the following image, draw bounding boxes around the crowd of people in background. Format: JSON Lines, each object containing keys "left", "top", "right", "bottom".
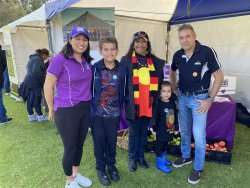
{"left": 0, "top": 24, "right": 224, "bottom": 187}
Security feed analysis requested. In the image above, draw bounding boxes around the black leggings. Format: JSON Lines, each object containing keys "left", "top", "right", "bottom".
{"left": 26, "top": 93, "right": 43, "bottom": 115}
{"left": 155, "top": 141, "right": 168, "bottom": 157}
{"left": 54, "top": 101, "right": 90, "bottom": 176}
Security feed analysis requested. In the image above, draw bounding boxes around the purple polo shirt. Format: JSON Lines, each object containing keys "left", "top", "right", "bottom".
{"left": 47, "top": 53, "right": 92, "bottom": 111}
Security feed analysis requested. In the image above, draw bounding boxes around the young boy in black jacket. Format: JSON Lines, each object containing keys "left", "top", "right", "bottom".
{"left": 153, "top": 81, "right": 179, "bottom": 173}
{"left": 91, "top": 37, "right": 126, "bottom": 186}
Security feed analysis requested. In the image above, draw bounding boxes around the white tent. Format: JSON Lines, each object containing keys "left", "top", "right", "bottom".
{"left": 0, "top": 4, "right": 48, "bottom": 86}
{"left": 49, "top": 0, "right": 178, "bottom": 60}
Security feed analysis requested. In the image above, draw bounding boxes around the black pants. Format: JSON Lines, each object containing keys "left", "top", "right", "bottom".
{"left": 54, "top": 101, "right": 90, "bottom": 176}
{"left": 128, "top": 117, "right": 150, "bottom": 160}
{"left": 155, "top": 141, "right": 168, "bottom": 157}
{"left": 26, "top": 94, "right": 42, "bottom": 115}
{"left": 92, "top": 116, "right": 119, "bottom": 171}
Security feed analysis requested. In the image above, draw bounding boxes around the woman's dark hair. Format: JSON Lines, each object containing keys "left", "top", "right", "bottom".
{"left": 36, "top": 48, "right": 49, "bottom": 56}
{"left": 60, "top": 40, "right": 93, "bottom": 64}
{"left": 126, "top": 39, "right": 153, "bottom": 57}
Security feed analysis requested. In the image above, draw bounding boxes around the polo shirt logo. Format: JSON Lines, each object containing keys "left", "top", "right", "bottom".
{"left": 194, "top": 61, "right": 201, "bottom": 65}
{"left": 164, "top": 108, "right": 169, "bottom": 113}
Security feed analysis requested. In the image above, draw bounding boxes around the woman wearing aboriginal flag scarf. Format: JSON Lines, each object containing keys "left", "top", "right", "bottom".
{"left": 120, "top": 31, "right": 165, "bottom": 172}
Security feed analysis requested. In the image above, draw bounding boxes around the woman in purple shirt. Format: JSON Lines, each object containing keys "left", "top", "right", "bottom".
{"left": 44, "top": 26, "right": 93, "bottom": 188}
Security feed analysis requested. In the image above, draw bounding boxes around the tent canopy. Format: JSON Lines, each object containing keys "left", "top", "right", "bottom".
{"left": 7, "top": 4, "right": 46, "bottom": 31}
{"left": 3, "top": 0, "right": 250, "bottom": 34}
{"left": 170, "top": 0, "right": 250, "bottom": 24}
{"left": 69, "top": 0, "right": 177, "bottom": 22}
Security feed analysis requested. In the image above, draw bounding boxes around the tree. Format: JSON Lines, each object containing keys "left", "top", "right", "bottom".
{"left": 29, "top": 0, "right": 49, "bottom": 12}
{"left": 0, "top": 0, "right": 50, "bottom": 27}
{"left": 19, "top": 0, "right": 50, "bottom": 13}
{"left": 0, "top": 1, "right": 26, "bottom": 27}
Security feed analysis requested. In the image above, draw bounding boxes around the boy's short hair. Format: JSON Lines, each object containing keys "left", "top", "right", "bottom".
{"left": 99, "top": 37, "right": 118, "bottom": 50}
{"left": 161, "top": 81, "right": 172, "bottom": 90}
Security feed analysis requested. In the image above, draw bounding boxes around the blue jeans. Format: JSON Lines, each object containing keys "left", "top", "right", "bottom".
{"left": 3, "top": 67, "right": 11, "bottom": 93}
{"left": 128, "top": 117, "right": 150, "bottom": 160}
{"left": 0, "top": 89, "right": 7, "bottom": 122}
{"left": 178, "top": 92, "right": 208, "bottom": 171}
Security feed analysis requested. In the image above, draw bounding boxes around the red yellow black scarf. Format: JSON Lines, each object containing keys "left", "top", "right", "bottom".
{"left": 132, "top": 51, "right": 158, "bottom": 117}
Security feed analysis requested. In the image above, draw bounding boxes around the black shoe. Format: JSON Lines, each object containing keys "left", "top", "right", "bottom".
{"left": 97, "top": 170, "right": 111, "bottom": 186}
{"left": 108, "top": 165, "right": 120, "bottom": 181}
{"left": 129, "top": 160, "right": 137, "bottom": 172}
{"left": 0, "top": 117, "right": 12, "bottom": 125}
{"left": 137, "top": 158, "right": 148, "bottom": 169}
{"left": 188, "top": 169, "right": 202, "bottom": 184}
{"left": 173, "top": 157, "right": 192, "bottom": 168}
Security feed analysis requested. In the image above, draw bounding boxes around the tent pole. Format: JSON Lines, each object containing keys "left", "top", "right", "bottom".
{"left": 46, "top": 20, "right": 54, "bottom": 55}
{"left": 165, "top": 23, "right": 171, "bottom": 62}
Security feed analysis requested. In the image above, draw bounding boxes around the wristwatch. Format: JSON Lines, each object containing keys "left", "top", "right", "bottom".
{"left": 208, "top": 95, "right": 215, "bottom": 102}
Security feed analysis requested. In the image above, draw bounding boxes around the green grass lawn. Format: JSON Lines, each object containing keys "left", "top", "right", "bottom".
{"left": 1, "top": 95, "right": 250, "bottom": 188}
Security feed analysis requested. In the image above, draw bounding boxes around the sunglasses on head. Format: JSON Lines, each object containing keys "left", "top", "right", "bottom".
{"left": 133, "top": 31, "right": 148, "bottom": 40}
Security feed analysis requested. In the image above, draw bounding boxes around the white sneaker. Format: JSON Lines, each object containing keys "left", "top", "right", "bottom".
{"left": 65, "top": 179, "right": 81, "bottom": 188}
{"left": 37, "top": 114, "right": 48, "bottom": 122}
{"left": 28, "top": 114, "right": 38, "bottom": 122}
{"left": 74, "top": 173, "right": 92, "bottom": 187}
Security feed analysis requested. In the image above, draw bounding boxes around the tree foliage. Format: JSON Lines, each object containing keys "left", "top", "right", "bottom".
{"left": 0, "top": 1, "right": 26, "bottom": 27}
{"left": 0, "top": 0, "right": 50, "bottom": 27}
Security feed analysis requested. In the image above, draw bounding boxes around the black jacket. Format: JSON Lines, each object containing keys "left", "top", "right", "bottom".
{"left": 90, "top": 59, "right": 127, "bottom": 122}
{"left": 18, "top": 53, "right": 46, "bottom": 104}
{"left": 153, "top": 98, "right": 179, "bottom": 142}
{"left": 26, "top": 53, "right": 46, "bottom": 81}
{"left": 0, "top": 50, "right": 7, "bottom": 89}
{"left": 120, "top": 54, "right": 165, "bottom": 125}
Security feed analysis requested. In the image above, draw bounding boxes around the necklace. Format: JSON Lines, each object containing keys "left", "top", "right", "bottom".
{"left": 136, "top": 60, "right": 148, "bottom": 67}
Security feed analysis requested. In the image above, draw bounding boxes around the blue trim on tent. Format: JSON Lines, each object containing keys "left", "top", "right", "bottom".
{"left": 170, "top": 0, "right": 250, "bottom": 25}
{"left": 46, "top": 0, "right": 80, "bottom": 20}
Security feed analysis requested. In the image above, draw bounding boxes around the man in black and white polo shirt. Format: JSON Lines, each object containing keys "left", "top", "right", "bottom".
{"left": 170, "top": 24, "right": 224, "bottom": 184}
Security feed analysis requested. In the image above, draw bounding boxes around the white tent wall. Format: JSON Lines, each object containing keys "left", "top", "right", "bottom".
{"left": 115, "top": 16, "right": 167, "bottom": 60}
{"left": 11, "top": 28, "right": 49, "bottom": 83}
{"left": 49, "top": 14, "right": 64, "bottom": 54}
{"left": 168, "top": 15, "right": 250, "bottom": 109}
{"left": 50, "top": 12, "right": 168, "bottom": 62}
{"left": 71, "top": 0, "right": 177, "bottom": 22}
{"left": 49, "top": 0, "right": 176, "bottom": 60}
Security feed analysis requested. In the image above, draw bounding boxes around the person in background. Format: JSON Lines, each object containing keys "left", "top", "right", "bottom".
{"left": 0, "top": 45, "right": 11, "bottom": 95}
{"left": 18, "top": 48, "right": 49, "bottom": 122}
{"left": 91, "top": 37, "right": 126, "bottom": 186}
{"left": 44, "top": 26, "right": 93, "bottom": 188}
{"left": 153, "top": 81, "right": 179, "bottom": 174}
{"left": 3, "top": 66, "right": 11, "bottom": 95}
{"left": 170, "top": 24, "right": 224, "bottom": 184}
{"left": 0, "top": 44, "right": 12, "bottom": 125}
{"left": 120, "top": 31, "right": 164, "bottom": 172}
